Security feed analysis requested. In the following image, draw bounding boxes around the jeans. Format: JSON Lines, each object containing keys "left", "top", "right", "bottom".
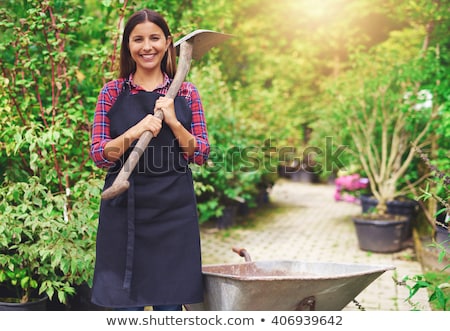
{"left": 115, "top": 305, "right": 182, "bottom": 311}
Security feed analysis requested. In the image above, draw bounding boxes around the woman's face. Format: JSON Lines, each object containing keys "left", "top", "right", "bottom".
{"left": 128, "top": 21, "right": 170, "bottom": 73}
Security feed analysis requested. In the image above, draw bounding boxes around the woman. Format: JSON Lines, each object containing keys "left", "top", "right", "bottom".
{"left": 90, "top": 9, "right": 210, "bottom": 311}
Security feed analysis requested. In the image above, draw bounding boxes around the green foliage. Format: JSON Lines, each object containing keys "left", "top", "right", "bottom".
{"left": 0, "top": 0, "right": 103, "bottom": 303}
{"left": 402, "top": 262, "right": 450, "bottom": 311}
{"left": 0, "top": 176, "right": 102, "bottom": 303}
{"left": 190, "top": 62, "right": 278, "bottom": 222}
{"left": 310, "top": 20, "right": 447, "bottom": 212}
{"left": 0, "top": 1, "right": 98, "bottom": 188}
{"left": 1, "top": 0, "right": 449, "bottom": 306}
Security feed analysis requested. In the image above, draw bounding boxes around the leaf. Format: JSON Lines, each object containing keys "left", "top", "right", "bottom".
{"left": 30, "top": 279, "right": 38, "bottom": 289}
{"left": 438, "top": 250, "right": 446, "bottom": 263}
{"left": 52, "top": 250, "right": 63, "bottom": 269}
{"left": 20, "top": 276, "right": 30, "bottom": 289}
{"left": 45, "top": 286, "right": 54, "bottom": 300}
{"left": 29, "top": 153, "right": 39, "bottom": 173}
{"left": 57, "top": 290, "right": 67, "bottom": 305}
{"left": 61, "top": 258, "right": 70, "bottom": 274}
{"left": 13, "top": 132, "right": 24, "bottom": 154}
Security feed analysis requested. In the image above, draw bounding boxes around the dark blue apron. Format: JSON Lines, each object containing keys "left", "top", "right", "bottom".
{"left": 91, "top": 82, "right": 203, "bottom": 308}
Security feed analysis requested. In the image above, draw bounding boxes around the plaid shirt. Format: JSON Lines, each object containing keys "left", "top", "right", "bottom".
{"left": 90, "top": 73, "right": 210, "bottom": 168}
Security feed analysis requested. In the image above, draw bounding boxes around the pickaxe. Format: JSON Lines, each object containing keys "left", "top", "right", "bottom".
{"left": 101, "top": 30, "right": 231, "bottom": 200}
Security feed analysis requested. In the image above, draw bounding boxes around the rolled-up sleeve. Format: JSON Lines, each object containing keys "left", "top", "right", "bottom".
{"left": 186, "top": 84, "right": 210, "bottom": 165}
{"left": 90, "top": 83, "right": 117, "bottom": 168}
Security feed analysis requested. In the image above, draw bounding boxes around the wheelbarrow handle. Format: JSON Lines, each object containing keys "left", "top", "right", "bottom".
{"left": 232, "top": 247, "right": 252, "bottom": 262}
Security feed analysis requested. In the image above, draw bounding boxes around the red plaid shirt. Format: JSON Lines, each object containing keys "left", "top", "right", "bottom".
{"left": 90, "top": 73, "right": 210, "bottom": 168}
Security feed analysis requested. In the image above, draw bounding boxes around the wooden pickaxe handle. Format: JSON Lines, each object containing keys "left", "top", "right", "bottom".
{"left": 101, "top": 41, "right": 194, "bottom": 200}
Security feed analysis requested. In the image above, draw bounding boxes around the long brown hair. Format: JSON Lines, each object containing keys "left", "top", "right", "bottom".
{"left": 119, "top": 9, "right": 177, "bottom": 79}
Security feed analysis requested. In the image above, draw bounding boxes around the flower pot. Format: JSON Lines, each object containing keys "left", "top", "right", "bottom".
{"left": 0, "top": 296, "right": 48, "bottom": 311}
{"left": 216, "top": 205, "right": 238, "bottom": 229}
{"left": 435, "top": 223, "right": 449, "bottom": 253}
{"left": 352, "top": 215, "right": 409, "bottom": 253}
{"left": 359, "top": 195, "right": 418, "bottom": 239}
{"left": 256, "top": 187, "right": 270, "bottom": 206}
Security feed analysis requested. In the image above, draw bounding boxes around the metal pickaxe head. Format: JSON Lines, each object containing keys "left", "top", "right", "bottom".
{"left": 174, "top": 29, "right": 232, "bottom": 61}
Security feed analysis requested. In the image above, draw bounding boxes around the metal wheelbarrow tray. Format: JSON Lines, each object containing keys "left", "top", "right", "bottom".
{"left": 187, "top": 248, "right": 394, "bottom": 311}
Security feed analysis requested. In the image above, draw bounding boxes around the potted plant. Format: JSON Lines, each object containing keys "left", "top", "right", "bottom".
{"left": 315, "top": 26, "right": 444, "bottom": 252}
{"left": 0, "top": 177, "right": 100, "bottom": 310}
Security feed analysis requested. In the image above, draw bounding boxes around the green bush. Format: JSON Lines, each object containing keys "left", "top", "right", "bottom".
{"left": 0, "top": 0, "right": 105, "bottom": 304}
{"left": 190, "top": 64, "right": 278, "bottom": 223}
{"left": 0, "top": 176, "right": 101, "bottom": 303}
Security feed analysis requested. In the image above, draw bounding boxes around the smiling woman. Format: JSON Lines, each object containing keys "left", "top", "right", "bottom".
{"left": 119, "top": 9, "right": 177, "bottom": 81}
{"left": 90, "top": 8, "right": 210, "bottom": 312}
{"left": 129, "top": 21, "right": 171, "bottom": 90}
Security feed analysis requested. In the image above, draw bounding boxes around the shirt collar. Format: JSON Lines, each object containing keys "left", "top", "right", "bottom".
{"left": 128, "top": 72, "right": 171, "bottom": 91}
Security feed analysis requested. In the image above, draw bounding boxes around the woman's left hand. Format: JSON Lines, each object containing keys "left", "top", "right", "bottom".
{"left": 155, "top": 96, "right": 177, "bottom": 127}
{"left": 155, "top": 96, "right": 196, "bottom": 157}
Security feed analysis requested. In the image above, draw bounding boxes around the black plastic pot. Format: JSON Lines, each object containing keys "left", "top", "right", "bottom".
{"left": 352, "top": 215, "right": 409, "bottom": 253}
{"left": 435, "top": 223, "right": 449, "bottom": 253}
{"left": 359, "top": 195, "right": 418, "bottom": 239}
{"left": 0, "top": 296, "right": 48, "bottom": 311}
{"left": 216, "top": 205, "right": 238, "bottom": 229}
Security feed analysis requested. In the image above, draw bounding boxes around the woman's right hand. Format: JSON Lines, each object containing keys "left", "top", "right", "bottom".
{"left": 130, "top": 114, "right": 163, "bottom": 140}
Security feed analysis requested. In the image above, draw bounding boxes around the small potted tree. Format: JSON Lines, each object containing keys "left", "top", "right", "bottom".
{"left": 316, "top": 27, "right": 443, "bottom": 253}
{"left": 0, "top": 177, "right": 100, "bottom": 310}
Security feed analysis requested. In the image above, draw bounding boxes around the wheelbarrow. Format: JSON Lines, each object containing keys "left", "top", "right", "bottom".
{"left": 186, "top": 248, "right": 394, "bottom": 311}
